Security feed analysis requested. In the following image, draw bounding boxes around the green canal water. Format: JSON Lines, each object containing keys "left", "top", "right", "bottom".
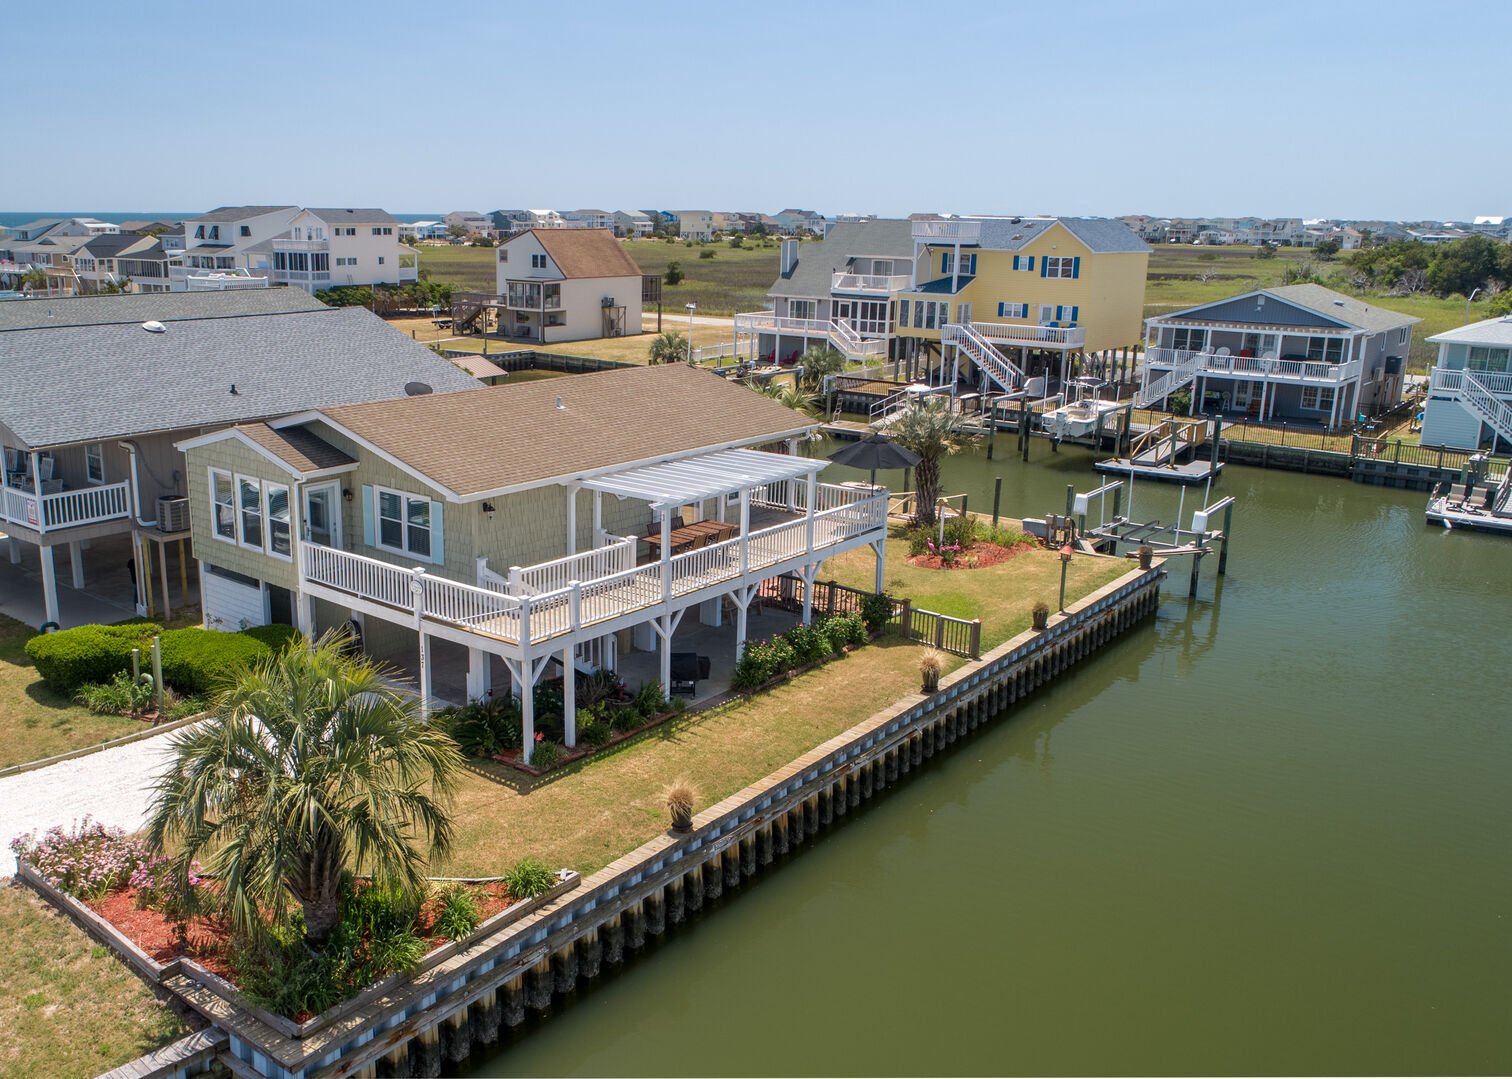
{"left": 468, "top": 444, "right": 1512, "bottom": 1076}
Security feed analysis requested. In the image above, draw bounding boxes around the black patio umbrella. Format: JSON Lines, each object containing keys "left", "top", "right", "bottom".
{"left": 827, "top": 433, "right": 921, "bottom": 489}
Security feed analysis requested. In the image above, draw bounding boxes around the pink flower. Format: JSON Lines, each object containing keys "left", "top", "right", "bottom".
{"left": 535, "top": 732, "right": 544, "bottom": 742}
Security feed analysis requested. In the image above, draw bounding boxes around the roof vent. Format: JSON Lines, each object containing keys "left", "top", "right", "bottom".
{"left": 142, "top": 320, "right": 166, "bottom": 333}
{"left": 404, "top": 381, "right": 433, "bottom": 397}
{"left": 1333, "top": 300, "right": 1345, "bottom": 307}
{"left": 555, "top": 396, "right": 566, "bottom": 411}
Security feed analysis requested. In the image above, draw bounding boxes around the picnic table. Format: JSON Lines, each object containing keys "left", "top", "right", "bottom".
{"left": 641, "top": 520, "right": 738, "bottom": 557}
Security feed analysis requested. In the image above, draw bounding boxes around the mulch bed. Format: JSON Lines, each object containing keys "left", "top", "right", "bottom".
{"left": 87, "top": 880, "right": 519, "bottom": 981}
{"left": 906, "top": 540, "right": 1035, "bottom": 571}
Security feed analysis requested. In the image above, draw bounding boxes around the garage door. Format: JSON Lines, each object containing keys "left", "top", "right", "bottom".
{"left": 202, "top": 569, "right": 265, "bottom": 631}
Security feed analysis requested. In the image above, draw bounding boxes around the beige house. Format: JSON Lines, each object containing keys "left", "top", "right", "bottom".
{"left": 178, "top": 365, "right": 889, "bottom": 760}
{"left": 493, "top": 229, "right": 644, "bottom": 342}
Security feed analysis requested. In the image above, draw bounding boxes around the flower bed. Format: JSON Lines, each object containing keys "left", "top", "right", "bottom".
{"left": 906, "top": 539, "right": 1035, "bottom": 571}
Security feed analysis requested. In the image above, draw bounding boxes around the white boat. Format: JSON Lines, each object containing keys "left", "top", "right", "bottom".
{"left": 1042, "top": 377, "right": 1124, "bottom": 439}
{"left": 1425, "top": 463, "right": 1512, "bottom": 534}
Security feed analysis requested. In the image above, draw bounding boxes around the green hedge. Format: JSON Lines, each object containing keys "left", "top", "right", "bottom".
{"left": 25, "top": 623, "right": 163, "bottom": 695}
{"left": 27, "top": 623, "right": 303, "bottom": 696}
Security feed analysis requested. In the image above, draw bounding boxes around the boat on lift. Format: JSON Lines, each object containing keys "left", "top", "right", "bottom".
{"left": 1042, "top": 377, "right": 1124, "bottom": 439}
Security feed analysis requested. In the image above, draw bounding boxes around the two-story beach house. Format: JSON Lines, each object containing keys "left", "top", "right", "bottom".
{"left": 494, "top": 229, "right": 643, "bottom": 342}
{"left": 178, "top": 364, "right": 888, "bottom": 760}
{"left": 0, "top": 290, "right": 480, "bottom": 631}
{"left": 677, "top": 212, "right": 715, "bottom": 242}
{"left": 259, "top": 208, "right": 420, "bottom": 291}
{"left": 1139, "top": 285, "right": 1417, "bottom": 426}
{"left": 1419, "top": 316, "right": 1512, "bottom": 451}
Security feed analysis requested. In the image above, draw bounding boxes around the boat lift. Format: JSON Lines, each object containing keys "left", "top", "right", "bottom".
{"left": 1067, "top": 474, "right": 1235, "bottom": 596}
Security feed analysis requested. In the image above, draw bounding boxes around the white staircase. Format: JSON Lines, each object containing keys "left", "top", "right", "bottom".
{"left": 942, "top": 322, "right": 1025, "bottom": 393}
{"left": 732, "top": 312, "right": 887, "bottom": 363}
{"left": 1134, "top": 348, "right": 1205, "bottom": 409}
{"left": 1455, "top": 368, "right": 1512, "bottom": 451}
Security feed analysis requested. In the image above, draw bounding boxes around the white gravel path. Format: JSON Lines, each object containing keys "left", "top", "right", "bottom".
{"left": 1, "top": 731, "right": 185, "bottom": 874}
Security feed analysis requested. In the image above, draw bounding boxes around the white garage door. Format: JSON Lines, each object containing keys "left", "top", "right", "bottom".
{"left": 202, "top": 570, "right": 265, "bottom": 631}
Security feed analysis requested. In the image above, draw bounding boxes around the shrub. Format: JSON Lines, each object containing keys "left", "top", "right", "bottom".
{"left": 943, "top": 515, "right": 979, "bottom": 548}
{"left": 907, "top": 528, "right": 933, "bottom": 557}
{"left": 164, "top": 695, "right": 209, "bottom": 722}
{"left": 821, "top": 612, "right": 867, "bottom": 652}
{"left": 434, "top": 697, "right": 521, "bottom": 757}
{"left": 504, "top": 857, "right": 557, "bottom": 900}
{"left": 607, "top": 702, "right": 644, "bottom": 733}
{"left": 731, "top": 635, "right": 799, "bottom": 691}
{"left": 632, "top": 679, "right": 667, "bottom": 719}
{"left": 433, "top": 885, "right": 482, "bottom": 942}
{"left": 663, "top": 779, "right": 697, "bottom": 831}
{"left": 158, "top": 628, "right": 271, "bottom": 694}
{"left": 10, "top": 818, "right": 153, "bottom": 900}
{"left": 576, "top": 713, "right": 612, "bottom": 748}
{"left": 783, "top": 623, "right": 830, "bottom": 666}
{"left": 981, "top": 523, "right": 1032, "bottom": 548}
{"left": 76, "top": 671, "right": 153, "bottom": 716}
{"left": 239, "top": 624, "right": 302, "bottom": 652}
{"left": 919, "top": 649, "right": 946, "bottom": 692}
{"left": 529, "top": 738, "right": 565, "bottom": 769}
{"left": 26, "top": 622, "right": 162, "bottom": 695}
{"left": 698, "top": 248, "right": 716, "bottom": 259}
{"left": 859, "top": 592, "right": 895, "bottom": 634}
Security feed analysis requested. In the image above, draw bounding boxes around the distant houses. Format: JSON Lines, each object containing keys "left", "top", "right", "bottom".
{"left": 493, "top": 228, "right": 643, "bottom": 342}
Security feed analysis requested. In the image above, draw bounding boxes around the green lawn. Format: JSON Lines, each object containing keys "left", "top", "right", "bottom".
{"left": 0, "top": 617, "right": 147, "bottom": 771}
{"left": 0, "top": 884, "right": 187, "bottom": 1079}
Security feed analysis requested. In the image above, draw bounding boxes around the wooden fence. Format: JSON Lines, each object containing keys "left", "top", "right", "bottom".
{"left": 760, "top": 574, "right": 982, "bottom": 658}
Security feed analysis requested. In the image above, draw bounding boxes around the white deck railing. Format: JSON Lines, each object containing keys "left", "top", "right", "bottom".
{"left": 0, "top": 481, "right": 131, "bottom": 533}
{"left": 508, "top": 535, "right": 636, "bottom": 596}
{"left": 732, "top": 311, "right": 888, "bottom": 360}
{"left": 1430, "top": 368, "right": 1512, "bottom": 396}
{"left": 963, "top": 320, "right": 1086, "bottom": 349}
{"left": 299, "top": 485, "right": 888, "bottom": 650}
{"left": 832, "top": 272, "right": 911, "bottom": 293}
{"left": 912, "top": 219, "right": 982, "bottom": 243}
{"left": 1146, "top": 347, "right": 1362, "bottom": 383}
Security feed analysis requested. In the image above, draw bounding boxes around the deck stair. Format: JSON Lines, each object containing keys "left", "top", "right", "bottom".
{"left": 451, "top": 292, "right": 493, "bottom": 333}
{"left": 1134, "top": 348, "right": 1205, "bottom": 408}
{"left": 1455, "top": 368, "right": 1512, "bottom": 452}
{"left": 1128, "top": 418, "right": 1205, "bottom": 467}
{"left": 943, "top": 322, "right": 1026, "bottom": 393}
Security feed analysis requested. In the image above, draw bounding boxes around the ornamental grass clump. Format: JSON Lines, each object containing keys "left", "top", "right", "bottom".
{"left": 919, "top": 649, "right": 946, "bottom": 693}
{"left": 503, "top": 857, "right": 557, "bottom": 900}
{"left": 663, "top": 780, "right": 698, "bottom": 832}
{"left": 432, "top": 885, "right": 483, "bottom": 942}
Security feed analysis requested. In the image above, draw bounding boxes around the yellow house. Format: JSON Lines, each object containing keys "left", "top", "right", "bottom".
{"left": 894, "top": 216, "right": 1149, "bottom": 391}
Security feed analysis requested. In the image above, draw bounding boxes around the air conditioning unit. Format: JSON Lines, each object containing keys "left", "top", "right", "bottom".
{"left": 158, "top": 495, "right": 191, "bottom": 534}
{"left": 601, "top": 295, "right": 615, "bottom": 307}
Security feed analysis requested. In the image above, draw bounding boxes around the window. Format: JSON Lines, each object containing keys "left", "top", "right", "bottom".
{"left": 1043, "top": 256, "right": 1078, "bottom": 279}
{"left": 1468, "top": 346, "right": 1511, "bottom": 373}
{"left": 238, "top": 477, "right": 263, "bottom": 551}
{"left": 1305, "top": 336, "right": 1344, "bottom": 363}
{"left": 376, "top": 489, "right": 431, "bottom": 559}
{"left": 208, "top": 226, "right": 220, "bottom": 240}
{"left": 898, "top": 299, "right": 909, "bottom": 326}
{"left": 1171, "top": 328, "right": 1207, "bottom": 352}
{"left": 1396, "top": 328, "right": 1408, "bottom": 344}
{"left": 998, "top": 303, "right": 1028, "bottom": 319}
{"left": 957, "top": 302, "right": 971, "bottom": 324}
{"left": 85, "top": 444, "right": 105, "bottom": 485}
{"left": 790, "top": 299, "right": 817, "bottom": 321}
{"left": 211, "top": 470, "right": 235, "bottom": 541}
{"left": 1300, "top": 386, "right": 1336, "bottom": 411}
{"left": 499, "top": 248, "right": 508, "bottom": 262}
{"left": 1055, "top": 305, "right": 1079, "bottom": 323}
{"left": 265, "top": 484, "right": 291, "bottom": 560}
{"left": 1011, "top": 255, "right": 1035, "bottom": 272}
{"left": 940, "top": 253, "right": 977, "bottom": 275}
{"left": 194, "top": 225, "right": 205, "bottom": 239}
{"left": 377, "top": 256, "right": 385, "bottom": 266}
{"left": 531, "top": 253, "right": 548, "bottom": 269}
{"left": 239, "top": 225, "right": 250, "bottom": 237}
{"left": 371, "top": 226, "right": 392, "bottom": 235}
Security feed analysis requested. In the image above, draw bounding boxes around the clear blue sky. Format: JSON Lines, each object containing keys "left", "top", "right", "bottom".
{"left": 6, "top": 0, "right": 1506, "bottom": 220}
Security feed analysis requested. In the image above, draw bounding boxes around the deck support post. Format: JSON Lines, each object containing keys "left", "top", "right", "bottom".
{"left": 8, "top": 538, "right": 19, "bottom": 565}
{"left": 561, "top": 643, "right": 576, "bottom": 747}
{"left": 730, "top": 583, "right": 758, "bottom": 661}
{"left": 295, "top": 589, "right": 315, "bottom": 638}
{"left": 592, "top": 488, "right": 603, "bottom": 546}
{"left": 870, "top": 538, "right": 885, "bottom": 594}
{"left": 417, "top": 631, "right": 432, "bottom": 715}
{"left": 797, "top": 562, "right": 821, "bottom": 625}
{"left": 650, "top": 607, "right": 687, "bottom": 700}
{"left": 465, "top": 647, "right": 490, "bottom": 701}
{"left": 505, "top": 654, "right": 552, "bottom": 763}
{"left": 68, "top": 541, "right": 84, "bottom": 589}
{"left": 39, "top": 543, "right": 58, "bottom": 628}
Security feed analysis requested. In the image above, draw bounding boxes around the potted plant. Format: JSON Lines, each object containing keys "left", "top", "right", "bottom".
{"left": 1138, "top": 544, "right": 1154, "bottom": 570}
{"left": 664, "top": 779, "right": 697, "bottom": 833}
{"left": 1031, "top": 600, "right": 1050, "bottom": 632}
{"left": 919, "top": 649, "right": 945, "bottom": 693}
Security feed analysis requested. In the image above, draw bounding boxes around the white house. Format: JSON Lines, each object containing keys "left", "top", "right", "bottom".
{"left": 401, "top": 220, "right": 446, "bottom": 242}
{"left": 444, "top": 211, "right": 494, "bottom": 239}
{"left": 263, "top": 208, "right": 419, "bottom": 291}
{"left": 612, "top": 210, "right": 653, "bottom": 238}
{"left": 1419, "top": 316, "right": 1512, "bottom": 452}
{"left": 173, "top": 206, "right": 299, "bottom": 289}
{"left": 494, "top": 229, "right": 643, "bottom": 342}
{"left": 561, "top": 210, "right": 614, "bottom": 231}
{"left": 677, "top": 211, "right": 714, "bottom": 242}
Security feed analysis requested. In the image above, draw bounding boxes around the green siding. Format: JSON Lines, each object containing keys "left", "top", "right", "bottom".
{"left": 183, "top": 440, "right": 300, "bottom": 591}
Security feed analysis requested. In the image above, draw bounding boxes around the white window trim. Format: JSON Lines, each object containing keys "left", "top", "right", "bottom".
{"left": 209, "top": 468, "right": 237, "bottom": 544}
{"left": 264, "top": 481, "right": 293, "bottom": 562}
{"left": 372, "top": 484, "right": 433, "bottom": 560}
{"left": 85, "top": 443, "right": 105, "bottom": 485}
{"left": 1044, "top": 256, "right": 1075, "bottom": 279}
{"left": 235, "top": 473, "right": 265, "bottom": 554}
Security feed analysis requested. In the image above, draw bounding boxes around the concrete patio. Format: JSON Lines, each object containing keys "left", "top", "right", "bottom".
{"left": 0, "top": 532, "right": 197, "bottom": 629}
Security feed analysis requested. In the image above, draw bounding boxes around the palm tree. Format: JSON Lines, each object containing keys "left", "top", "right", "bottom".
{"left": 796, "top": 345, "right": 846, "bottom": 391}
{"left": 648, "top": 330, "right": 688, "bottom": 366}
{"left": 753, "top": 377, "right": 818, "bottom": 417}
{"left": 146, "top": 632, "right": 463, "bottom": 948}
{"left": 885, "top": 399, "right": 976, "bottom": 526}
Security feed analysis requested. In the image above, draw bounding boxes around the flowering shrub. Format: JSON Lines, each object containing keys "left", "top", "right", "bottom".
{"left": 10, "top": 818, "right": 153, "bottom": 900}
{"left": 927, "top": 539, "right": 964, "bottom": 566}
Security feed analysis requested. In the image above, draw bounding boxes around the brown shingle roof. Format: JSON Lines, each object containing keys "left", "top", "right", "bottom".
{"left": 531, "top": 229, "right": 641, "bottom": 279}
{"left": 318, "top": 364, "right": 813, "bottom": 497}
{"left": 239, "top": 423, "right": 356, "bottom": 473}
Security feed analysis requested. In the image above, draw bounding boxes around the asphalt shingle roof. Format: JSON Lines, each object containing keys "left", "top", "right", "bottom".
{"left": 1263, "top": 284, "right": 1420, "bottom": 333}
{"left": 0, "top": 288, "right": 326, "bottom": 332}
{"left": 239, "top": 423, "right": 357, "bottom": 473}
{"left": 1426, "top": 315, "right": 1512, "bottom": 346}
{"left": 319, "top": 364, "right": 814, "bottom": 497}
{"left": 527, "top": 229, "right": 641, "bottom": 279}
{"left": 970, "top": 216, "right": 1149, "bottom": 253}
{"left": 767, "top": 219, "right": 915, "bottom": 298}
{"left": 190, "top": 205, "right": 296, "bottom": 223}
{"left": 304, "top": 208, "right": 400, "bottom": 225}
{"left": 0, "top": 305, "right": 480, "bottom": 448}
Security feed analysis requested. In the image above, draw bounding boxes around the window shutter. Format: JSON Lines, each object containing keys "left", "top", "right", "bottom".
{"left": 361, "top": 486, "right": 374, "bottom": 546}
{"left": 941, "top": 253, "right": 950, "bottom": 274}
{"left": 1040, "top": 258, "right": 1049, "bottom": 278}
{"left": 997, "top": 302, "right": 1005, "bottom": 317}
{"left": 1027, "top": 256, "right": 1034, "bottom": 271}
{"left": 429, "top": 501, "right": 445, "bottom": 566}
{"left": 1071, "top": 306, "right": 1080, "bottom": 322}
{"left": 1071, "top": 257, "right": 1081, "bottom": 278}
{"left": 1012, "top": 256, "right": 1020, "bottom": 271}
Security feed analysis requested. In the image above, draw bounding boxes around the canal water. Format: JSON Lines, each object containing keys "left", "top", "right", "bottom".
{"left": 469, "top": 443, "right": 1512, "bottom": 1076}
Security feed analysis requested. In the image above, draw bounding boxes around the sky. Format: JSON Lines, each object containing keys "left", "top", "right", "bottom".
{"left": 4, "top": 0, "right": 1508, "bottom": 221}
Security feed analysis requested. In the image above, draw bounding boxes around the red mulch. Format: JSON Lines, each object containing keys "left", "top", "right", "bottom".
{"left": 87, "top": 880, "right": 520, "bottom": 982}
{"left": 906, "top": 540, "right": 1035, "bottom": 571}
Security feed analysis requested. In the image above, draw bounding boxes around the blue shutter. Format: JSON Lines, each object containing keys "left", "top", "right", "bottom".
{"left": 941, "top": 253, "right": 950, "bottom": 273}
{"left": 1040, "top": 257, "right": 1049, "bottom": 277}
{"left": 361, "top": 486, "right": 374, "bottom": 546}
{"left": 1071, "top": 306, "right": 1080, "bottom": 323}
{"left": 1011, "top": 256, "right": 1020, "bottom": 271}
{"left": 997, "top": 302, "right": 1005, "bottom": 317}
{"left": 429, "top": 501, "right": 445, "bottom": 565}
{"left": 1071, "top": 257, "right": 1081, "bottom": 278}
{"left": 1027, "top": 256, "right": 1034, "bottom": 271}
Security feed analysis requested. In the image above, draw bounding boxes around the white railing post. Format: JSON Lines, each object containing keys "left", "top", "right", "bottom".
{"left": 519, "top": 595, "right": 532, "bottom": 645}
{"left": 410, "top": 567, "right": 426, "bottom": 628}
{"left": 569, "top": 580, "right": 582, "bottom": 633}
{"left": 508, "top": 565, "right": 524, "bottom": 595}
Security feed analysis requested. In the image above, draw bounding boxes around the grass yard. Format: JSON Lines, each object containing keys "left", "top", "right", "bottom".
{"left": 822, "top": 528, "right": 1131, "bottom": 648}
{"left": 0, "top": 617, "right": 147, "bottom": 771}
{"left": 411, "top": 243, "right": 497, "bottom": 293}
{"left": 0, "top": 883, "right": 187, "bottom": 1079}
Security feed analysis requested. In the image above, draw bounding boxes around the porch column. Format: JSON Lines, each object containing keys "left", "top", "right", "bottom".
{"left": 8, "top": 539, "right": 18, "bottom": 566}
{"left": 738, "top": 487, "right": 750, "bottom": 576}
{"left": 592, "top": 489, "right": 603, "bottom": 546}
{"left": 871, "top": 537, "right": 885, "bottom": 594}
{"left": 658, "top": 615, "right": 672, "bottom": 700}
{"left": 660, "top": 506, "right": 672, "bottom": 602}
{"left": 798, "top": 562, "right": 820, "bottom": 625}
{"left": 566, "top": 483, "right": 579, "bottom": 555}
{"left": 67, "top": 540, "right": 84, "bottom": 589}
{"left": 732, "top": 585, "right": 754, "bottom": 662}
{"left": 561, "top": 644, "right": 576, "bottom": 747}
{"left": 417, "top": 631, "right": 432, "bottom": 715}
{"left": 465, "top": 647, "right": 490, "bottom": 701}
{"left": 295, "top": 589, "right": 315, "bottom": 637}
{"left": 804, "top": 471, "right": 817, "bottom": 556}
{"left": 39, "top": 543, "right": 59, "bottom": 628}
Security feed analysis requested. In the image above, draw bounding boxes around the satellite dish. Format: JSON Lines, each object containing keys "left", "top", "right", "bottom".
{"left": 404, "top": 381, "right": 433, "bottom": 397}
{"left": 142, "top": 320, "right": 166, "bottom": 333}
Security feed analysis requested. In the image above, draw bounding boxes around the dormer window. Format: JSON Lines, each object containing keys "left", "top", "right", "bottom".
{"left": 194, "top": 225, "right": 205, "bottom": 239}
{"left": 208, "top": 226, "right": 220, "bottom": 240}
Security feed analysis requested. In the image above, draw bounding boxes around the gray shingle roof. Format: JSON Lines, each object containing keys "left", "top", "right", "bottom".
{"left": 190, "top": 205, "right": 297, "bottom": 223}
{"left": 0, "top": 306, "right": 481, "bottom": 448}
{"left": 0, "top": 288, "right": 326, "bottom": 332}
{"left": 1426, "top": 315, "right": 1512, "bottom": 347}
{"left": 1264, "top": 285, "right": 1419, "bottom": 333}
{"left": 303, "top": 208, "right": 400, "bottom": 225}
{"left": 767, "top": 219, "right": 915, "bottom": 298}
{"left": 971, "top": 217, "right": 1149, "bottom": 253}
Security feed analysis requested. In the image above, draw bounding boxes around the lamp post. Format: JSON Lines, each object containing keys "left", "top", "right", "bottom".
{"left": 1058, "top": 542, "right": 1073, "bottom": 612}
{"left": 1465, "top": 287, "right": 1481, "bottom": 324}
{"left": 686, "top": 302, "right": 697, "bottom": 365}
